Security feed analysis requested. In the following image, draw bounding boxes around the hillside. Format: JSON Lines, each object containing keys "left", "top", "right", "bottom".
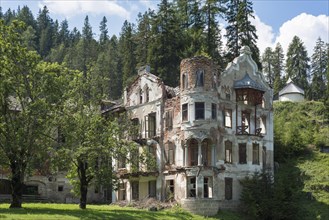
{"left": 274, "top": 101, "right": 329, "bottom": 219}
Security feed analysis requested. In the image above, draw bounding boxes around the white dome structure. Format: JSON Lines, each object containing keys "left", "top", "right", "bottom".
{"left": 279, "top": 78, "right": 304, "bottom": 102}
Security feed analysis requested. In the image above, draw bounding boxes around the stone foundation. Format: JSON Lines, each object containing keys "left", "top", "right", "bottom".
{"left": 181, "top": 198, "right": 220, "bottom": 216}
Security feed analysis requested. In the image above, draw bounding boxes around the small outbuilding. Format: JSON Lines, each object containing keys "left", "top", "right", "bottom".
{"left": 279, "top": 78, "right": 305, "bottom": 102}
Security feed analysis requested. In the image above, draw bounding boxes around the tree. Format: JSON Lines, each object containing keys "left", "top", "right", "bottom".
{"left": 286, "top": 36, "right": 310, "bottom": 96}
{"left": 119, "top": 20, "right": 137, "bottom": 87}
{"left": 310, "top": 37, "right": 328, "bottom": 101}
{"left": 261, "top": 47, "right": 274, "bottom": 87}
{"left": 0, "top": 20, "right": 69, "bottom": 208}
{"left": 272, "top": 43, "right": 285, "bottom": 95}
{"left": 37, "top": 6, "right": 54, "bottom": 57}
{"left": 99, "top": 16, "right": 109, "bottom": 46}
{"left": 225, "top": 0, "right": 260, "bottom": 68}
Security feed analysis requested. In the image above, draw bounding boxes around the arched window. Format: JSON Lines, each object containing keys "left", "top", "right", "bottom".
{"left": 182, "top": 73, "right": 188, "bottom": 89}
{"left": 188, "top": 139, "right": 198, "bottom": 166}
{"left": 196, "top": 69, "right": 204, "bottom": 87}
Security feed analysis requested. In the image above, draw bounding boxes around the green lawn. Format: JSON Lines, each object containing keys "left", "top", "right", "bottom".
{"left": 0, "top": 203, "right": 241, "bottom": 220}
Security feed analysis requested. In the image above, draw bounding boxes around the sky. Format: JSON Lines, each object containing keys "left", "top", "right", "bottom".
{"left": 0, "top": 0, "right": 328, "bottom": 57}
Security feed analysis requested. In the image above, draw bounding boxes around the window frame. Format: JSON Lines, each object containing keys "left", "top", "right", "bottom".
{"left": 195, "top": 102, "right": 205, "bottom": 120}
{"left": 182, "top": 103, "right": 188, "bottom": 121}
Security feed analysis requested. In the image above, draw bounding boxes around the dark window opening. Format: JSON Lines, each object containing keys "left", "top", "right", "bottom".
{"left": 165, "top": 111, "right": 173, "bottom": 130}
{"left": 189, "top": 139, "right": 198, "bottom": 166}
{"left": 225, "top": 178, "right": 233, "bottom": 200}
{"left": 148, "top": 180, "right": 156, "bottom": 198}
{"left": 139, "top": 89, "right": 143, "bottom": 104}
{"left": 239, "top": 143, "right": 247, "bottom": 164}
{"left": 165, "top": 142, "right": 175, "bottom": 165}
{"left": 182, "top": 104, "right": 188, "bottom": 121}
{"left": 118, "top": 155, "right": 126, "bottom": 169}
{"left": 23, "top": 185, "right": 38, "bottom": 195}
{"left": 58, "top": 185, "right": 64, "bottom": 192}
{"left": 145, "top": 87, "right": 149, "bottom": 102}
{"left": 211, "top": 103, "right": 217, "bottom": 120}
{"left": 183, "top": 73, "right": 188, "bottom": 89}
{"left": 188, "top": 177, "right": 196, "bottom": 198}
{"left": 225, "top": 141, "right": 232, "bottom": 163}
{"left": 166, "top": 180, "right": 175, "bottom": 200}
{"left": 204, "top": 177, "right": 209, "bottom": 198}
{"left": 253, "top": 143, "right": 259, "bottom": 164}
{"left": 132, "top": 182, "right": 139, "bottom": 200}
{"left": 226, "top": 93, "right": 231, "bottom": 100}
{"left": 119, "top": 183, "right": 126, "bottom": 201}
{"left": 196, "top": 69, "right": 204, "bottom": 87}
{"left": 201, "top": 140, "right": 211, "bottom": 166}
{"left": 145, "top": 113, "right": 156, "bottom": 138}
{"left": 195, "top": 102, "right": 205, "bottom": 120}
{"left": 263, "top": 147, "right": 267, "bottom": 167}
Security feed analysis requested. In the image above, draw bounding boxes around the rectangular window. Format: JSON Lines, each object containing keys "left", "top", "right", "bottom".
{"left": 189, "top": 140, "right": 198, "bottom": 166}
{"left": 239, "top": 143, "right": 247, "bottom": 164}
{"left": 118, "top": 183, "right": 126, "bottom": 201}
{"left": 131, "top": 182, "right": 139, "bottom": 200}
{"left": 225, "top": 178, "right": 233, "bottom": 200}
{"left": 262, "top": 147, "right": 267, "bottom": 167}
{"left": 166, "top": 142, "right": 175, "bottom": 165}
{"left": 148, "top": 180, "right": 156, "bottom": 198}
{"left": 211, "top": 103, "right": 217, "bottom": 119}
{"left": 166, "top": 180, "right": 175, "bottom": 200}
{"left": 226, "top": 93, "right": 231, "bottom": 100}
{"left": 182, "top": 104, "right": 188, "bottom": 121}
{"left": 165, "top": 111, "right": 173, "bottom": 130}
{"left": 204, "top": 177, "right": 213, "bottom": 198}
{"left": 58, "top": 185, "right": 64, "bottom": 192}
{"left": 224, "top": 109, "right": 232, "bottom": 128}
{"left": 145, "top": 113, "right": 156, "bottom": 138}
{"left": 131, "top": 147, "right": 139, "bottom": 172}
{"left": 253, "top": 143, "right": 259, "bottom": 164}
{"left": 225, "top": 141, "right": 232, "bottom": 164}
{"left": 118, "top": 155, "right": 126, "bottom": 169}
{"left": 188, "top": 177, "right": 196, "bottom": 198}
{"left": 195, "top": 102, "right": 205, "bottom": 120}
{"left": 241, "top": 111, "right": 250, "bottom": 134}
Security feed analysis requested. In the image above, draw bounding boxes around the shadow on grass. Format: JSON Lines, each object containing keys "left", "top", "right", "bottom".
{"left": 280, "top": 150, "right": 329, "bottom": 220}
{"left": 0, "top": 205, "right": 195, "bottom": 220}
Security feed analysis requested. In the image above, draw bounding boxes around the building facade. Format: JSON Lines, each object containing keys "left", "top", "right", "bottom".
{"left": 111, "top": 46, "right": 274, "bottom": 216}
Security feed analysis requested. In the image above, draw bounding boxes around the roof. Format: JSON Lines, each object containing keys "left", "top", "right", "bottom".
{"left": 279, "top": 81, "right": 304, "bottom": 96}
{"left": 233, "top": 72, "right": 266, "bottom": 92}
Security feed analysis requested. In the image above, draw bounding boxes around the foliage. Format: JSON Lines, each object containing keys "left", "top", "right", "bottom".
{"left": 274, "top": 101, "right": 329, "bottom": 162}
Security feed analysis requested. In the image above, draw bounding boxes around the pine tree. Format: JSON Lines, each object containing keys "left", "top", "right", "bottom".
{"left": 37, "top": 6, "right": 54, "bottom": 57}
{"left": 225, "top": 0, "right": 260, "bottom": 68}
{"left": 286, "top": 36, "right": 310, "bottom": 95}
{"left": 99, "top": 16, "right": 109, "bottom": 46}
{"left": 58, "top": 19, "right": 70, "bottom": 47}
{"left": 119, "top": 20, "right": 137, "bottom": 87}
{"left": 261, "top": 47, "right": 274, "bottom": 87}
{"left": 272, "top": 43, "right": 285, "bottom": 95}
{"left": 310, "top": 37, "right": 328, "bottom": 100}
{"left": 202, "top": 0, "right": 226, "bottom": 67}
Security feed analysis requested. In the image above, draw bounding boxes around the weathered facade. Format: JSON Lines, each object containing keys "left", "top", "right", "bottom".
{"left": 111, "top": 46, "right": 274, "bottom": 216}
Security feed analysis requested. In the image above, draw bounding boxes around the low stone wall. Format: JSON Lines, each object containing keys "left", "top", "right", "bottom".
{"left": 181, "top": 199, "right": 220, "bottom": 216}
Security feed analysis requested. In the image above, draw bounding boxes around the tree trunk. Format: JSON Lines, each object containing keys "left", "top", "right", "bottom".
{"left": 78, "top": 160, "right": 88, "bottom": 209}
{"left": 9, "top": 161, "right": 23, "bottom": 208}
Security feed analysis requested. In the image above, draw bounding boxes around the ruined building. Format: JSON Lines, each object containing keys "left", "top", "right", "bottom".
{"left": 108, "top": 46, "right": 274, "bottom": 216}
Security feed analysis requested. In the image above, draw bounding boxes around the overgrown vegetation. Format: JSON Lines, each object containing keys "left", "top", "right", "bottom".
{"left": 240, "top": 101, "right": 329, "bottom": 220}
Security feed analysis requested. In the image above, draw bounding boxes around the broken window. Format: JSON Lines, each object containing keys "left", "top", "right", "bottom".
{"left": 239, "top": 143, "right": 247, "bottom": 164}
{"left": 212, "top": 103, "right": 217, "bottom": 120}
{"left": 188, "top": 139, "right": 198, "bottom": 166}
{"left": 165, "top": 142, "right": 175, "bottom": 165}
{"left": 262, "top": 147, "right": 267, "bottom": 167}
{"left": 260, "top": 116, "right": 266, "bottom": 135}
{"left": 196, "top": 69, "right": 204, "bottom": 87}
{"left": 166, "top": 179, "right": 175, "bottom": 200}
{"left": 204, "top": 177, "right": 213, "bottom": 198}
{"left": 165, "top": 110, "right": 173, "bottom": 130}
{"left": 241, "top": 111, "right": 250, "bottom": 134}
{"left": 148, "top": 180, "right": 156, "bottom": 198}
{"left": 145, "top": 86, "right": 150, "bottom": 102}
{"left": 225, "top": 140, "right": 233, "bottom": 164}
{"left": 188, "top": 177, "right": 196, "bottom": 198}
{"left": 131, "top": 182, "right": 139, "bottom": 200}
{"left": 223, "top": 109, "right": 232, "bottom": 128}
{"left": 182, "top": 104, "right": 188, "bottom": 121}
{"left": 118, "top": 183, "right": 126, "bottom": 201}
{"left": 195, "top": 102, "right": 205, "bottom": 120}
{"left": 145, "top": 113, "right": 156, "bottom": 138}
{"left": 183, "top": 73, "right": 188, "bottom": 89}
{"left": 131, "top": 118, "right": 140, "bottom": 139}
{"left": 139, "top": 89, "right": 143, "bottom": 104}
{"left": 225, "top": 178, "right": 233, "bottom": 200}
{"left": 253, "top": 143, "right": 259, "bottom": 164}
{"left": 201, "top": 140, "right": 211, "bottom": 166}
{"left": 118, "top": 155, "right": 126, "bottom": 169}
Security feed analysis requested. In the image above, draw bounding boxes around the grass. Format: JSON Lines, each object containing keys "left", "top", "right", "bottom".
{"left": 0, "top": 203, "right": 241, "bottom": 220}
